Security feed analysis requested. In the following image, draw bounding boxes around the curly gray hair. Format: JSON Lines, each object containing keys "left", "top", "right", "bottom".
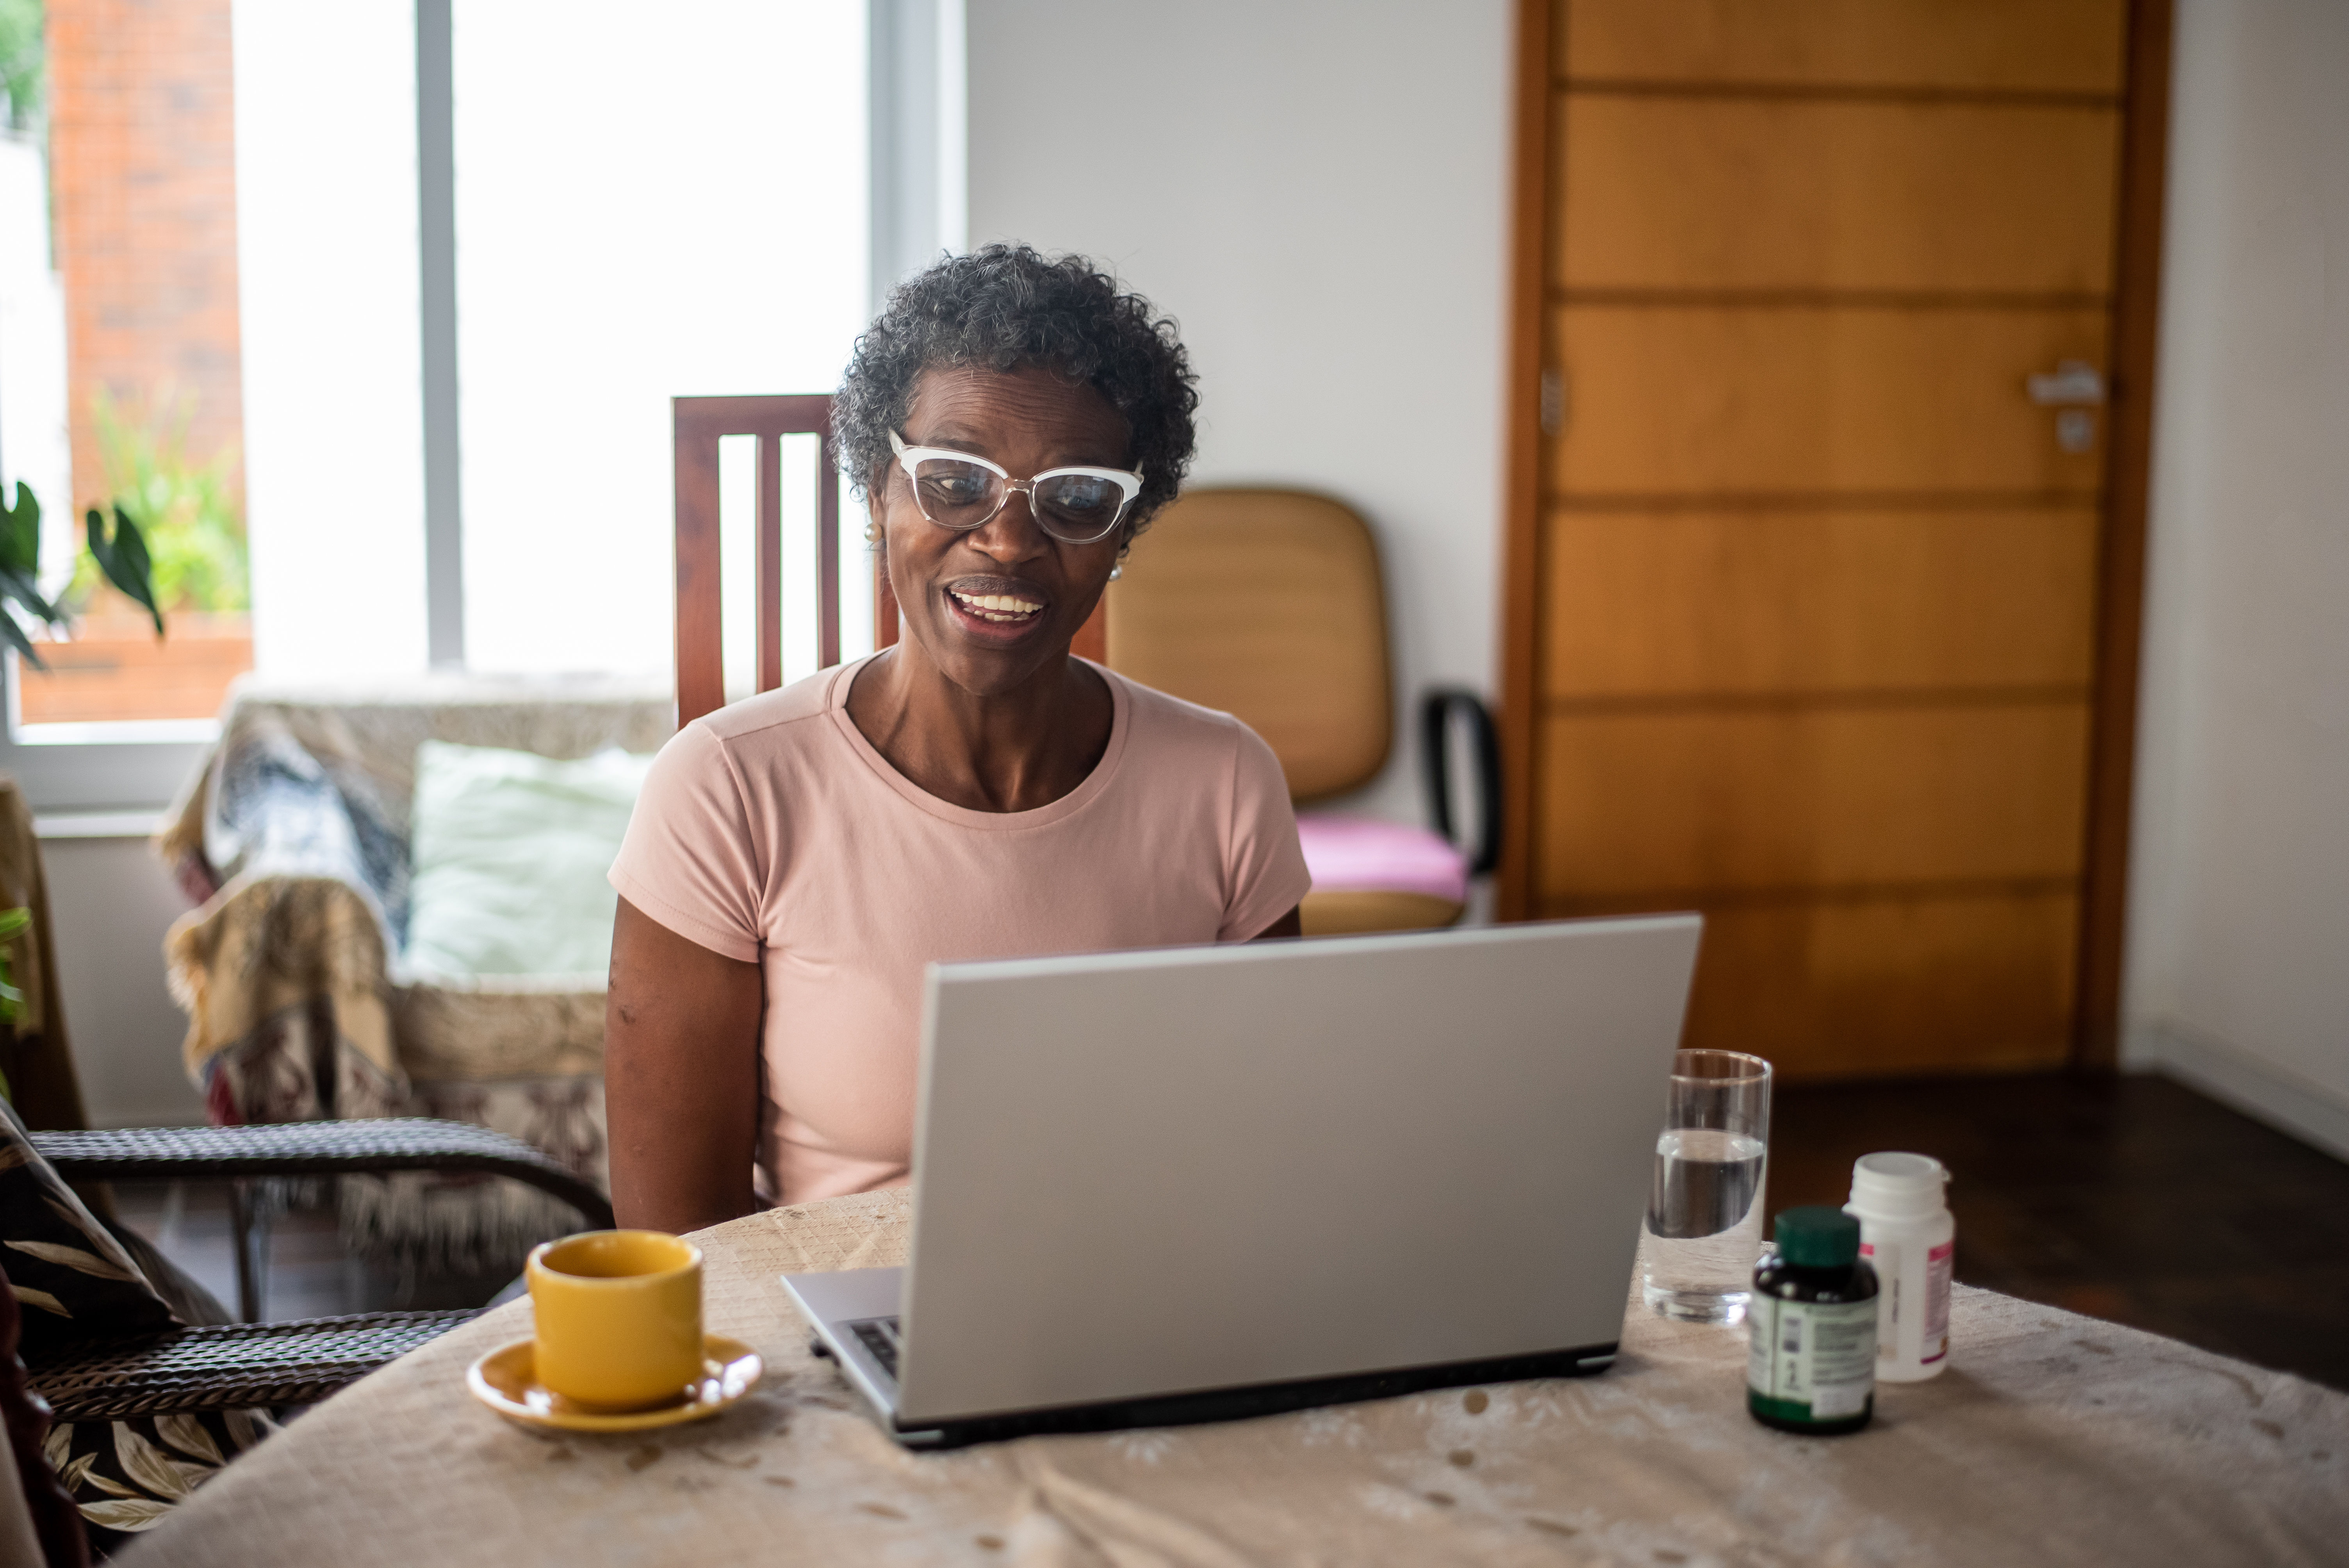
{"left": 835, "top": 245, "right": 1199, "bottom": 542}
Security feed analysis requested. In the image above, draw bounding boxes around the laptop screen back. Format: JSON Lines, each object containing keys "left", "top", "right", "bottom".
{"left": 897, "top": 915, "right": 1702, "bottom": 1425}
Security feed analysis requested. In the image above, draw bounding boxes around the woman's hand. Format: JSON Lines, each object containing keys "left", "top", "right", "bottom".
{"left": 605, "top": 897, "right": 764, "bottom": 1232}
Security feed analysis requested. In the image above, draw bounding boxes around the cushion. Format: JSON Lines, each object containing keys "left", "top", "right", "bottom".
{"left": 1, "top": 1099, "right": 273, "bottom": 1554}
{"left": 0, "top": 1098, "right": 175, "bottom": 1355}
{"left": 44, "top": 1409, "right": 274, "bottom": 1554}
{"left": 403, "top": 741, "right": 658, "bottom": 979}
{"left": 1299, "top": 889, "right": 1465, "bottom": 937}
{"left": 1294, "top": 813, "right": 1470, "bottom": 906}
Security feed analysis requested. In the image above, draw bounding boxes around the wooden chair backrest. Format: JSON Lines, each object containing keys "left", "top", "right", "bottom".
{"left": 1104, "top": 488, "right": 1391, "bottom": 801}
{"left": 673, "top": 395, "right": 898, "bottom": 728}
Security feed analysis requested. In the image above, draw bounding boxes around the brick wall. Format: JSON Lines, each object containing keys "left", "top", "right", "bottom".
{"left": 47, "top": 0, "right": 244, "bottom": 508}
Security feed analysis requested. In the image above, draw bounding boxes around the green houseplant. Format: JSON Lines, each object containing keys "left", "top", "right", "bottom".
{"left": 0, "top": 481, "right": 163, "bottom": 667}
{"left": 0, "top": 904, "right": 30, "bottom": 1102}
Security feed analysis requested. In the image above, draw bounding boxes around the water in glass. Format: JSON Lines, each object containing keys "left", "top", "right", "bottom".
{"left": 1641, "top": 1127, "right": 1768, "bottom": 1322}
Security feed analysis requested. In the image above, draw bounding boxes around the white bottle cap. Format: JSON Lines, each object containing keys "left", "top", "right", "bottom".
{"left": 1848, "top": 1151, "right": 1949, "bottom": 1218}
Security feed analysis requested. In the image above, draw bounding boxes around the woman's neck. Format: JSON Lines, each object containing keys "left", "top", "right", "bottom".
{"left": 844, "top": 641, "right": 1114, "bottom": 813}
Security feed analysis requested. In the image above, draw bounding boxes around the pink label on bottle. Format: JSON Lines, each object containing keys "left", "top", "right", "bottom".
{"left": 1921, "top": 1239, "right": 1954, "bottom": 1361}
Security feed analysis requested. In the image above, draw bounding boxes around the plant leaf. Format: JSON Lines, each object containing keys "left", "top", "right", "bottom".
{"left": 154, "top": 1414, "right": 225, "bottom": 1466}
{"left": 0, "top": 564, "right": 57, "bottom": 623}
{"left": 0, "top": 481, "right": 38, "bottom": 575}
{"left": 59, "top": 1452, "right": 97, "bottom": 1494}
{"left": 77, "top": 1496, "right": 176, "bottom": 1532}
{"left": 0, "top": 606, "right": 44, "bottom": 671}
{"left": 7, "top": 1238, "right": 146, "bottom": 1283}
{"left": 86, "top": 505, "right": 164, "bottom": 637}
{"left": 8, "top": 1282, "right": 69, "bottom": 1316}
{"left": 0, "top": 907, "right": 32, "bottom": 939}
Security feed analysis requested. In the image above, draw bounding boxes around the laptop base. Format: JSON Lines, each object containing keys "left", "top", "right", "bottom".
{"left": 883, "top": 1343, "right": 1620, "bottom": 1451}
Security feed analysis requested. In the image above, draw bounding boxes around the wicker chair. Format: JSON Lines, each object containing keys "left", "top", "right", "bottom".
{"left": 21, "top": 1118, "right": 612, "bottom": 1417}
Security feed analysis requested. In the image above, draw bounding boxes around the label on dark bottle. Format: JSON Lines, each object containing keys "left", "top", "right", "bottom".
{"left": 1748, "top": 1294, "right": 1876, "bottom": 1420}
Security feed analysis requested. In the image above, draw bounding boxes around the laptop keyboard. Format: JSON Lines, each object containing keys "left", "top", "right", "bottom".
{"left": 847, "top": 1316, "right": 903, "bottom": 1379}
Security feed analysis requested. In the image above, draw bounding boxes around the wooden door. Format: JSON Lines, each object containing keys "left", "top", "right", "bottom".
{"left": 1498, "top": 0, "right": 2171, "bottom": 1078}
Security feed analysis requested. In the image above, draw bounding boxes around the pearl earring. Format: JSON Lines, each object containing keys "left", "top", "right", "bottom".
{"left": 1108, "top": 565, "right": 1123, "bottom": 581}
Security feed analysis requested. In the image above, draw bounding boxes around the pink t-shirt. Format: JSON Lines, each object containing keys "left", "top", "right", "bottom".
{"left": 608, "top": 656, "right": 1312, "bottom": 1205}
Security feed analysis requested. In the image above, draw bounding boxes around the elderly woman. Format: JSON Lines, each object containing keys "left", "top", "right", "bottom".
{"left": 606, "top": 247, "right": 1310, "bottom": 1230}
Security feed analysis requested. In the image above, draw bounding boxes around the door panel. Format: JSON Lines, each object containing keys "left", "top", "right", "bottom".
{"left": 1546, "top": 303, "right": 2110, "bottom": 496}
{"left": 1541, "top": 507, "right": 2099, "bottom": 697}
{"left": 1559, "top": 0, "right": 2127, "bottom": 96}
{"left": 1511, "top": 0, "right": 2149, "bottom": 1078}
{"left": 1557, "top": 96, "right": 2121, "bottom": 294}
{"left": 1674, "top": 892, "right": 2080, "bottom": 1076}
{"left": 1535, "top": 704, "right": 2091, "bottom": 895}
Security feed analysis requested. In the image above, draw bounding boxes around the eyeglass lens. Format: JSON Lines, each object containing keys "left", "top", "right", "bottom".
{"left": 911, "top": 457, "right": 1128, "bottom": 543}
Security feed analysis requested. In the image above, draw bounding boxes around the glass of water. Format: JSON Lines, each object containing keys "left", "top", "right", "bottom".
{"left": 1641, "top": 1049, "right": 1772, "bottom": 1323}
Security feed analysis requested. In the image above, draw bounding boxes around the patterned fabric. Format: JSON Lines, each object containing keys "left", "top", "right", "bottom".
{"left": 0, "top": 1254, "right": 89, "bottom": 1568}
{"left": 157, "top": 677, "right": 667, "bottom": 1270}
{"left": 0, "top": 1099, "right": 175, "bottom": 1356}
{"left": 42, "top": 1411, "right": 273, "bottom": 1556}
{"left": 1, "top": 1105, "right": 274, "bottom": 1556}
{"left": 342, "top": 1076, "right": 608, "bottom": 1274}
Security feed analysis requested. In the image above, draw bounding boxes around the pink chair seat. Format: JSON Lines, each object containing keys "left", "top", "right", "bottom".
{"left": 1296, "top": 813, "right": 1470, "bottom": 907}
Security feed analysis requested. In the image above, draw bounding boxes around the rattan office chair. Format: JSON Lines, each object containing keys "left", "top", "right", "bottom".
{"left": 1104, "top": 488, "right": 1499, "bottom": 933}
{"left": 21, "top": 1119, "right": 613, "bottom": 1415}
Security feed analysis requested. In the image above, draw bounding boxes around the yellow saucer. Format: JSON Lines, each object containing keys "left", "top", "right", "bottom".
{"left": 467, "top": 1335, "right": 763, "bottom": 1433}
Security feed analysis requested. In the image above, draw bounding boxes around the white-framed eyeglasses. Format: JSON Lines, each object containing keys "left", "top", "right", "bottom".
{"left": 889, "top": 429, "right": 1144, "bottom": 545}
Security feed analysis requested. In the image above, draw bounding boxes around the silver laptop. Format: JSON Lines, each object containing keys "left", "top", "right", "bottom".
{"left": 784, "top": 914, "right": 1702, "bottom": 1447}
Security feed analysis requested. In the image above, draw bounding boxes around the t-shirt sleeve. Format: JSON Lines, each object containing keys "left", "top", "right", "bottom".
{"left": 1217, "top": 723, "right": 1314, "bottom": 942}
{"left": 608, "top": 723, "right": 765, "bottom": 963}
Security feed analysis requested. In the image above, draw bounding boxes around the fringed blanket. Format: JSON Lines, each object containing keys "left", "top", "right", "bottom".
{"left": 157, "top": 675, "right": 671, "bottom": 1272}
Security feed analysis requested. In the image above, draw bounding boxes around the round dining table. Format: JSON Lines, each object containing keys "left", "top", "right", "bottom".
{"left": 126, "top": 1188, "right": 2349, "bottom": 1567}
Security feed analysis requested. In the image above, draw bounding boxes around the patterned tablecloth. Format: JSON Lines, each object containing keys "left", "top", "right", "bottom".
{"left": 126, "top": 1189, "right": 2349, "bottom": 1567}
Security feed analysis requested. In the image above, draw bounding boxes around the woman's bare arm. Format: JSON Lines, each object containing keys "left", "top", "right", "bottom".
{"left": 604, "top": 897, "right": 765, "bottom": 1232}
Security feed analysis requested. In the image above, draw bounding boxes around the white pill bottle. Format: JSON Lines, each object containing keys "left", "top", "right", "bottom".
{"left": 1843, "top": 1152, "right": 1953, "bottom": 1382}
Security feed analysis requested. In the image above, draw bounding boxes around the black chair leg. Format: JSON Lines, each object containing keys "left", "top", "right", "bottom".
{"left": 228, "top": 1180, "right": 272, "bottom": 1322}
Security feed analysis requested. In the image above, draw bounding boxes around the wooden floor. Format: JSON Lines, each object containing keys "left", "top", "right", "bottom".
{"left": 1773, "top": 1071, "right": 2349, "bottom": 1393}
{"left": 111, "top": 1071, "right": 2349, "bottom": 1393}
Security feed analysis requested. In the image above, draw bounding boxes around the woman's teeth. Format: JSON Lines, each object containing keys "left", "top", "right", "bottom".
{"left": 951, "top": 590, "right": 1043, "bottom": 623}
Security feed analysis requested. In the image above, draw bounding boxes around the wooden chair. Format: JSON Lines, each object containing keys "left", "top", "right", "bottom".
{"left": 672, "top": 396, "right": 849, "bottom": 726}
{"left": 670, "top": 394, "right": 1108, "bottom": 725}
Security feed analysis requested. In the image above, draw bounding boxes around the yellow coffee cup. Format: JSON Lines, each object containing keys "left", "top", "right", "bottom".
{"left": 526, "top": 1230, "right": 704, "bottom": 1410}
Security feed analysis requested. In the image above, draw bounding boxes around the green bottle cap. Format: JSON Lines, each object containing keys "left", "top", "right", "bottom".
{"left": 1773, "top": 1206, "right": 1862, "bottom": 1269}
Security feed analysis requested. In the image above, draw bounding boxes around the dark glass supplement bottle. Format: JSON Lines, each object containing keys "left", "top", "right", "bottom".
{"left": 1747, "top": 1206, "right": 1879, "bottom": 1435}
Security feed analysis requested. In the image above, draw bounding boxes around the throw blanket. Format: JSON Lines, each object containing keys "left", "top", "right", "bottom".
{"left": 157, "top": 675, "right": 671, "bottom": 1270}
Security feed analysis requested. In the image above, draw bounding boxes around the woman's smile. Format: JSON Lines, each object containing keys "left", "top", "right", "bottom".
{"left": 943, "top": 574, "right": 1051, "bottom": 638}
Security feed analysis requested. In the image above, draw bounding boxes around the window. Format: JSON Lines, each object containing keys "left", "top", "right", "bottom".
{"left": 0, "top": 0, "right": 253, "bottom": 766}
{"left": 0, "top": 0, "right": 951, "bottom": 810}
{"left": 449, "top": 0, "right": 872, "bottom": 678}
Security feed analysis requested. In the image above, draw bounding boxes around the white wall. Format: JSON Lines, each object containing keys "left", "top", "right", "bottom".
{"left": 39, "top": 831, "right": 207, "bottom": 1128}
{"left": 966, "top": 0, "right": 1515, "bottom": 830}
{"left": 2123, "top": 0, "right": 2349, "bottom": 1158}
